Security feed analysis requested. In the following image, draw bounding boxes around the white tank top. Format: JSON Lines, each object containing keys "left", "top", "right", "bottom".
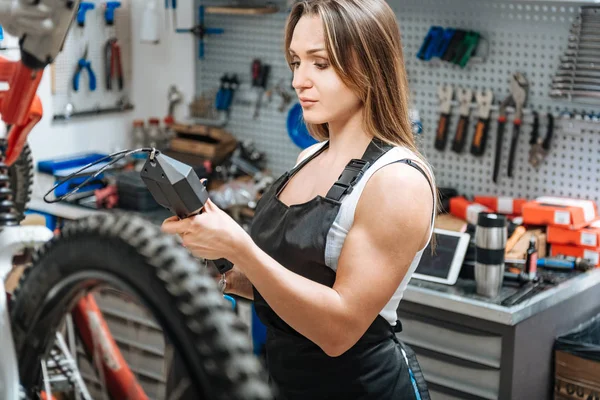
{"left": 296, "top": 141, "right": 436, "bottom": 326}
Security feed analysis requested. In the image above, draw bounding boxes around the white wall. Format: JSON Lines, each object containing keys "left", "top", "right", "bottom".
{"left": 1, "top": 0, "right": 196, "bottom": 167}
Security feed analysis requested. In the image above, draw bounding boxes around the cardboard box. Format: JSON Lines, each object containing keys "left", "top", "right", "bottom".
{"left": 506, "top": 230, "right": 547, "bottom": 261}
{"left": 473, "top": 195, "right": 528, "bottom": 216}
{"left": 550, "top": 244, "right": 600, "bottom": 267}
{"left": 522, "top": 197, "right": 598, "bottom": 230}
{"left": 547, "top": 220, "right": 600, "bottom": 249}
{"left": 169, "top": 123, "right": 237, "bottom": 161}
{"left": 555, "top": 350, "right": 600, "bottom": 400}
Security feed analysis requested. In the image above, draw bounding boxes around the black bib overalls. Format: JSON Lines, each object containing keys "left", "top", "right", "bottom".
{"left": 250, "top": 138, "right": 432, "bottom": 400}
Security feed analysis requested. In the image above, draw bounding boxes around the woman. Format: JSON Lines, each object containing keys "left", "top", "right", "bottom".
{"left": 162, "top": 0, "right": 436, "bottom": 398}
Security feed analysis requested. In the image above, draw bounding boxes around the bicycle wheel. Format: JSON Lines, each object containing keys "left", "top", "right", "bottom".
{"left": 10, "top": 213, "right": 272, "bottom": 400}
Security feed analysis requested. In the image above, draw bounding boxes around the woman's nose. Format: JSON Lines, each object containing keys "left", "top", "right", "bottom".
{"left": 292, "top": 65, "right": 312, "bottom": 91}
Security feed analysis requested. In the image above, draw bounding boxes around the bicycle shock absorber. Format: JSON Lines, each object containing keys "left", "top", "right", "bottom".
{"left": 0, "top": 152, "right": 19, "bottom": 227}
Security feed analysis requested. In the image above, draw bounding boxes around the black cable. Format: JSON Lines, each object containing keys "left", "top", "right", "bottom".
{"left": 43, "top": 148, "right": 156, "bottom": 203}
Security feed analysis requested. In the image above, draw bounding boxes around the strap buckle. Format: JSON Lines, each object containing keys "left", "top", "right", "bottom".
{"left": 329, "top": 159, "right": 371, "bottom": 199}
{"left": 339, "top": 159, "right": 370, "bottom": 186}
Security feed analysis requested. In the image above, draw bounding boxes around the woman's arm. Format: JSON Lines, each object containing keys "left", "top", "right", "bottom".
{"left": 223, "top": 266, "right": 254, "bottom": 300}
{"left": 231, "top": 162, "right": 433, "bottom": 357}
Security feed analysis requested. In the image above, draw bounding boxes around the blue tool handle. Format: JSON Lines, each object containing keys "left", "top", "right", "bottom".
{"left": 206, "top": 28, "right": 225, "bottom": 34}
{"left": 105, "top": 1, "right": 121, "bottom": 25}
{"left": 172, "top": 0, "right": 176, "bottom": 9}
{"left": 77, "top": 2, "right": 95, "bottom": 27}
{"left": 199, "top": 40, "right": 204, "bottom": 59}
{"left": 433, "top": 28, "right": 456, "bottom": 58}
{"left": 72, "top": 71, "right": 80, "bottom": 92}
{"left": 86, "top": 64, "right": 97, "bottom": 91}
{"left": 417, "top": 26, "right": 443, "bottom": 61}
{"left": 215, "top": 89, "right": 225, "bottom": 110}
{"left": 537, "top": 258, "right": 574, "bottom": 270}
{"left": 175, "top": 28, "right": 189, "bottom": 33}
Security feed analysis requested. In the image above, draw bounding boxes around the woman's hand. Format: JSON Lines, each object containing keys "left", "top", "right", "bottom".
{"left": 161, "top": 198, "right": 253, "bottom": 264}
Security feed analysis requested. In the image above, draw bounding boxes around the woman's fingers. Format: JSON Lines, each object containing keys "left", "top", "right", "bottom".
{"left": 161, "top": 217, "right": 190, "bottom": 234}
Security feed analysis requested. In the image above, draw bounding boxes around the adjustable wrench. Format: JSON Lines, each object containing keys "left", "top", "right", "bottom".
{"left": 470, "top": 89, "right": 493, "bottom": 156}
{"left": 434, "top": 84, "right": 454, "bottom": 151}
{"left": 506, "top": 72, "right": 528, "bottom": 178}
{"left": 451, "top": 87, "right": 473, "bottom": 153}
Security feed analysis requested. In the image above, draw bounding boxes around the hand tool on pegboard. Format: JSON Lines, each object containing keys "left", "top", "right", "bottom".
{"left": 104, "top": 1, "right": 121, "bottom": 26}
{"left": 452, "top": 31, "right": 480, "bottom": 68}
{"left": 252, "top": 59, "right": 271, "bottom": 120}
{"left": 434, "top": 84, "right": 453, "bottom": 151}
{"left": 529, "top": 113, "right": 554, "bottom": 168}
{"left": 215, "top": 74, "right": 239, "bottom": 112}
{"left": 470, "top": 89, "right": 493, "bottom": 156}
{"left": 493, "top": 73, "right": 528, "bottom": 183}
{"left": 441, "top": 29, "right": 466, "bottom": 63}
{"left": 506, "top": 72, "right": 528, "bottom": 179}
{"left": 165, "top": 0, "right": 177, "bottom": 29}
{"left": 72, "top": 44, "right": 97, "bottom": 92}
{"left": 416, "top": 26, "right": 444, "bottom": 61}
{"left": 176, "top": 5, "right": 224, "bottom": 60}
{"left": 492, "top": 79, "right": 515, "bottom": 183}
{"left": 77, "top": 2, "right": 95, "bottom": 28}
{"left": 451, "top": 87, "right": 473, "bottom": 153}
{"left": 527, "top": 112, "right": 540, "bottom": 167}
{"left": 104, "top": 38, "right": 123, "bottom": 91}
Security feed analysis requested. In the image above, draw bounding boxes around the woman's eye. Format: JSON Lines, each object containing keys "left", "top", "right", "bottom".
{"left": 315, "top": 63, "right": 329, "bottom": 70}
{"left": 290, "top": 61, "right": 300, "bottom": 69}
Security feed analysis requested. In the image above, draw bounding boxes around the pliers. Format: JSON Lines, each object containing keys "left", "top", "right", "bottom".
{"left": 72, "top": 45, "right": 97, "bottom": 92}
{"left": 493, "top": 72, "right": 528, "bottom": 183}
{"left": 104, "top": 38, "right": 123, "bottom": 91}
{"left": 528, "top": 112, "right": 555, "bottom": 168}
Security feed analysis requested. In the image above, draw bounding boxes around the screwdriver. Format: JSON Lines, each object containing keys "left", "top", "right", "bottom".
{"left": 165, "top": 0, "right": 177, "bottom": 29}
{"left": 252, "top": 59, "right": 271, "bottom": 120}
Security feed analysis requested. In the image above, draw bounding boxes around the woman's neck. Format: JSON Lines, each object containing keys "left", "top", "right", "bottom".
{"left": 325, "top": 108, "right": 373, "bottom": 163}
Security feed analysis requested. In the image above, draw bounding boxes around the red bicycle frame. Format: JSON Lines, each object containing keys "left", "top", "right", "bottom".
{"left": 0, "top": 58, "right": 43, "bottom": 166}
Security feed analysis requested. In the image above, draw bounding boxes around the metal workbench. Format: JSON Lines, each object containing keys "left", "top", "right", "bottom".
{"left": 399, "top": 271, "right": 600, "bottom": 400}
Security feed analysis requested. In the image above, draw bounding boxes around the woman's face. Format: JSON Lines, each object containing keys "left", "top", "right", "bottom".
{"left": 288, "top": 15, "right": 362, "bottom": 125}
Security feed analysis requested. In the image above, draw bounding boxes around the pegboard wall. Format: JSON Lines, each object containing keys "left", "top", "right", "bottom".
{"left": 51, "top": 0, "right": 133, "bottom": 119}
{"left": 195, "top": 0, "right": 600, "bottom": 203}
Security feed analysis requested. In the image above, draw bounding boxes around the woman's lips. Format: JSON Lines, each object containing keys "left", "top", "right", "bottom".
{"left": 300, "top": 99, "right": 318, "bottom": 107}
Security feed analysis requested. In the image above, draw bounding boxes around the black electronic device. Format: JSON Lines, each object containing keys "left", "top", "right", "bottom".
{"left": 44, "top": 148, "right": 234, "bottom": 274}
{"left": 140, "top": 151, "right": 233, "bottom": 274}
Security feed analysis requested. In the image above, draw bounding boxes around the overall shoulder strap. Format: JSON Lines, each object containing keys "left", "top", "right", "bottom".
{"left": 325, "top": 138, "right": 393, "bottom": 201}
{"left": 396, "top": 159, "right": 435, "bottom": 198}
{"left": 288, "top": 141, "right": 329, "bottom": 177}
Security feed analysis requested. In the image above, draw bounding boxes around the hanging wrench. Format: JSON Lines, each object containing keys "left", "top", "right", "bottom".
{"left": 451, "top": 87, "right": 473, "bottom": 153}
{"left": 506, "top": 72, "right": 529, "bottom": 178}
{"left": 434, "top": 84, "right": 454, "bottom": 151}
{"left": 470, "top": 89, "right": 493, "bottom": 156}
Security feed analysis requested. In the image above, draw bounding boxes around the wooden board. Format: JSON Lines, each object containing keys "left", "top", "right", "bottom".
{"left": 170, "top": 123, "right": 236, "bottom": 144}
{"left": 205, "top": 6, "right": 279, "bottom": 15}
{"left": 170, "top": 137, "right": 237, "bottom": 160}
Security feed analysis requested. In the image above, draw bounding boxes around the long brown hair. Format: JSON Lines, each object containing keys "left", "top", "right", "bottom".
{"left": 284, "top": 0, "right": 439, "bottom": 246}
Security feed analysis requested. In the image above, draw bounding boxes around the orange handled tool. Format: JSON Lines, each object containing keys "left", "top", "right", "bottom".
{"left": 434, "top": 84, "right": 454, "bottom": 151}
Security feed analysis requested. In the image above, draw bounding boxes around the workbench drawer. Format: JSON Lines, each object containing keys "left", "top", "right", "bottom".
{"left": 414, "top": 347, "right": 500, "bottom": 400}
{"left": 397, "top": 313, "right": 502, "bottom": 368}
